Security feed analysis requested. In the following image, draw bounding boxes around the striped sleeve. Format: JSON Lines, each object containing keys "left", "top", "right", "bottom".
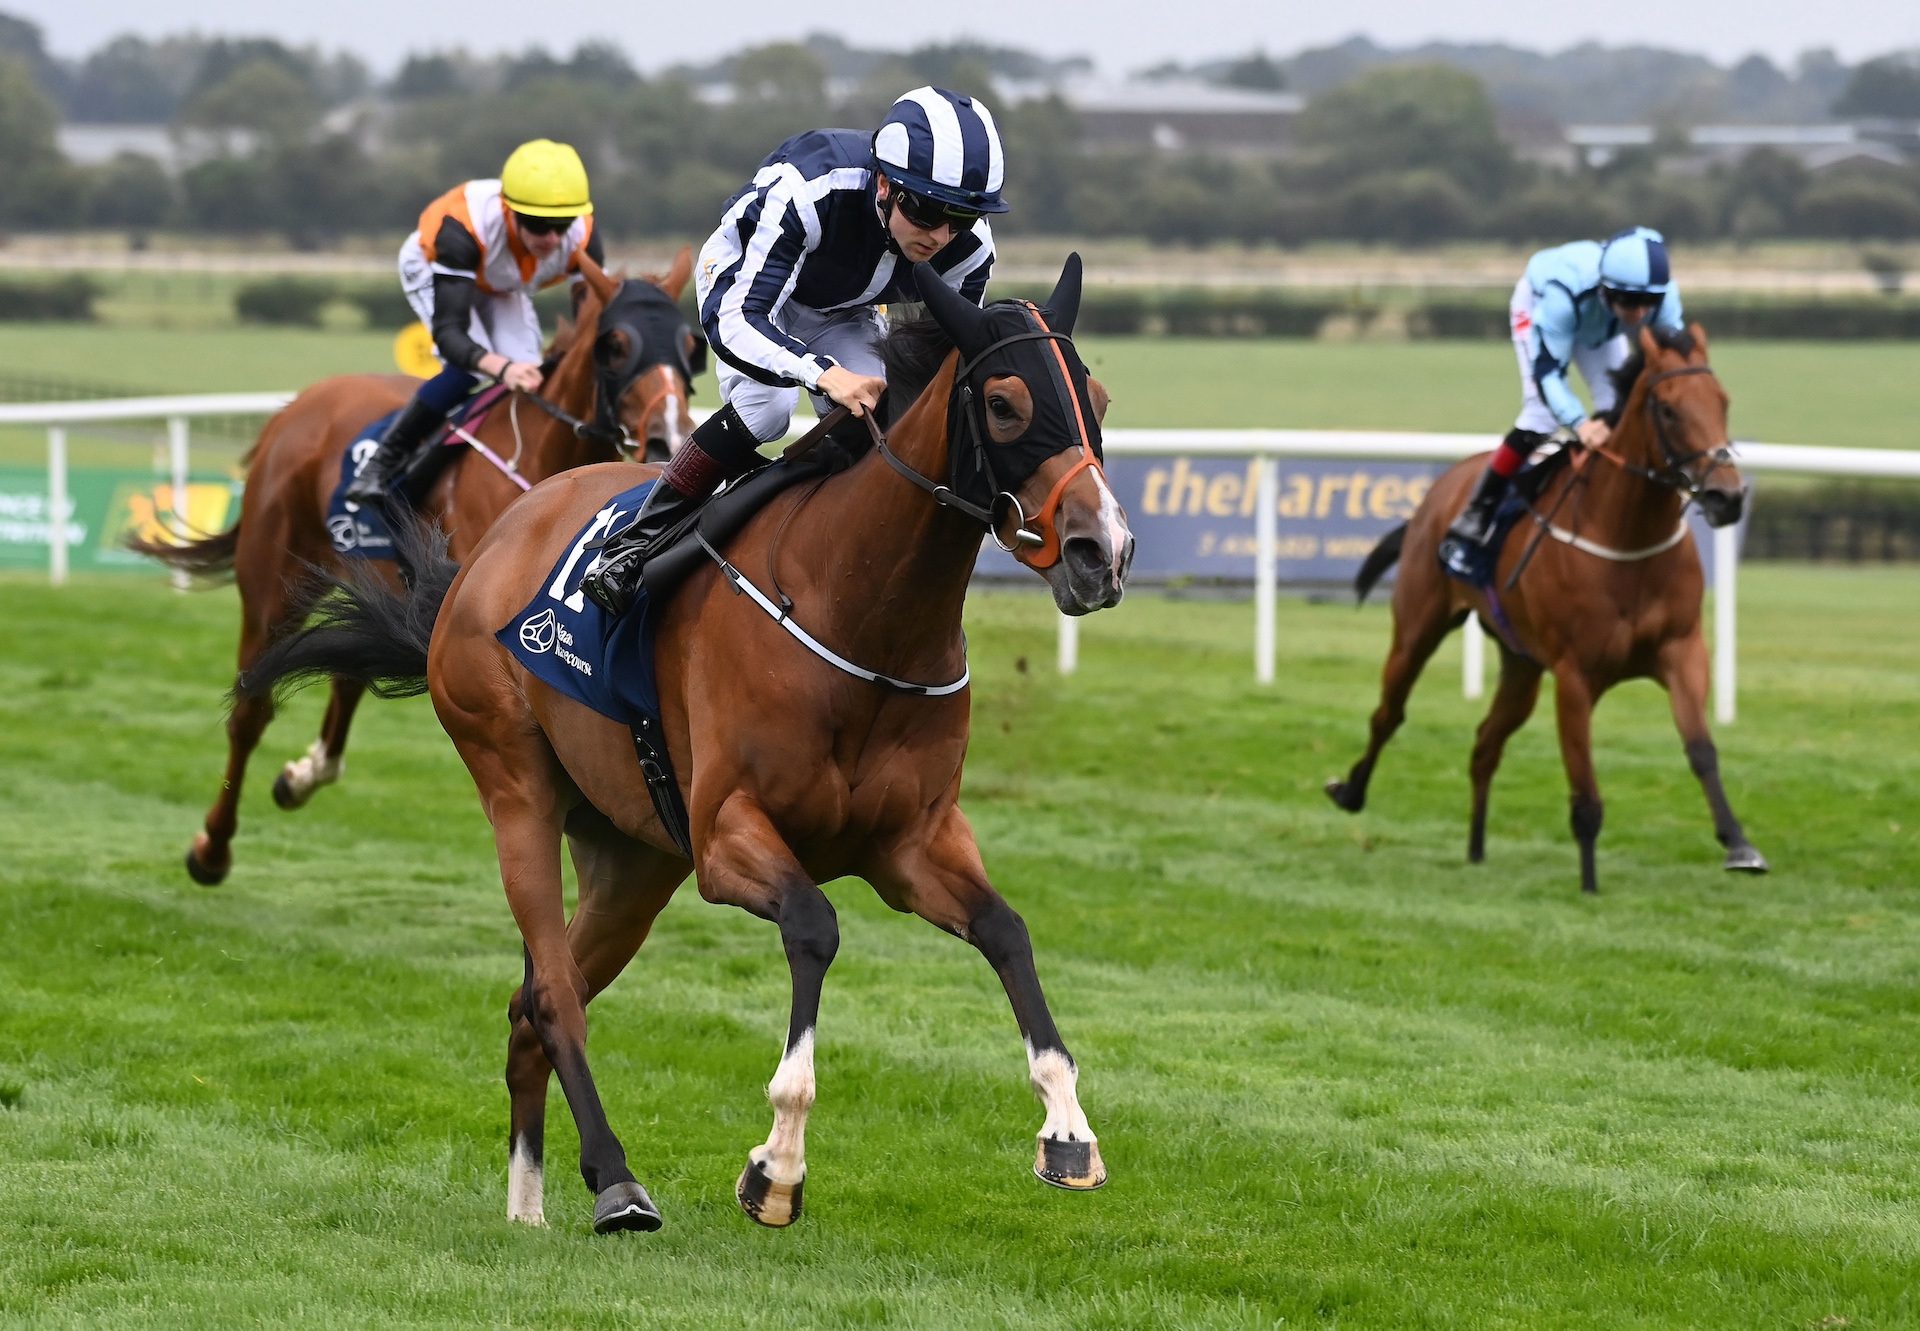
{"left": 701, "top": 171, "right": 835, "bottom": 390}
{"left": 941, "top": 220, "right": 996, "bottom": 306}
{"left": 1529, "top": 283, "right": 1587, "bottom": 429}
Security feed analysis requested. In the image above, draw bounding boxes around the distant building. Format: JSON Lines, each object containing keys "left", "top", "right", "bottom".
{"left": 1563, "top": 122, "right": 1915, "bottom": 173}
{"left": 57, "top": 123, "right": 261, "bottom": 172}
{"left": 1001, "top": 76, "right": 1304, "bottom": 159}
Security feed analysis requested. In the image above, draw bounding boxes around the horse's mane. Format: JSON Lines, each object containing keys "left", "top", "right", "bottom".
{"left": 1603, "top": 323, "right": 1699, "bottom": 425}
{"left": 881, "top": 316, "right": 957, "bottom": 416}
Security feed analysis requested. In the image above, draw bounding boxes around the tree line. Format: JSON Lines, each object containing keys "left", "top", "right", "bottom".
{"left": 2, "top": 16, "right": 1919, "bottom": 246}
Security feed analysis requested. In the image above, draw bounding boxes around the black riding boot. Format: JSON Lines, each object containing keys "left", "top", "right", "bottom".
{"left": 344, "top": 398, "right": 445, "bottom": 508}
{"left": 580, "top": 403, "right": 766, "bottom": 615}
{"left": 1446, "top": 466, "right": 1512, "bottom": 550}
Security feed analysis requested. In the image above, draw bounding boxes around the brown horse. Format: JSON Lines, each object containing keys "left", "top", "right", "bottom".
{"left": 1327, "top": 322, "right": 1766, "bottom": 894}
{"left": 239, "top": 254, "right": 1133, "bottom": 1233}
{"left": 135, "top": 250, "right": 702, "bottom": 886}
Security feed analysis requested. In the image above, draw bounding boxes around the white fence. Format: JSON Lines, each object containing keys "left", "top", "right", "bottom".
{"left": 8, "top": 394, "right": 1920, "bottom": 723}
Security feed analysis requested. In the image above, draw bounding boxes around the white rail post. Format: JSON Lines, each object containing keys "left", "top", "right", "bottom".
{"left": 1462, "top": 612, "right": 1485, "bottom": 700}
{"left": 1714, "top": 523, "right": 1737, "bottom": 724}
{"left": 48, "top": 426, "right": 69, "bottom": 587}
{"left": 1255, "top": 454, "right": 1277, "bottom": 684}
{"left": 166, "top": 414, "right": 191, "bottom": 591}
{"left": 1056, "top": 609, "right": 1079, "bottom": 676}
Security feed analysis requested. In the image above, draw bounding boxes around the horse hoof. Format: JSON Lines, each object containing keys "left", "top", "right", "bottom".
{"left": 1033, "top": 1136, "right": 1107, "bottom": 1191}
{"left": 736, "top": 1157, "right": 804, "bottom": 1228}
{"left": 1324, "top": 779, "right": 1364, "bottom": 813}
{"left": 185, "top": 833, "right": 229, "bottom": 887}
{"left": 1724, "top": 845, "right": 1770, "bottom": 873}
{"left": 271, "top": 771, "right": 304, "bottom": 810}
{"left": 591, "top": 1180, "right": 662, "bottom": 1234}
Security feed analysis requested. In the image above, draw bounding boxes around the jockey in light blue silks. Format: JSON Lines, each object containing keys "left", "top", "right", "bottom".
{"left": 1439, "top": 227, "right": 1686, "bottom": 578}
{"left": 580, "top": 86, "right": 1005, "bottom": 615}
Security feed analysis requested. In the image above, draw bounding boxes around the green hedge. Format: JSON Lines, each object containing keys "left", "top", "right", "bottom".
{"left": 233, "top": 277, "right": 334, "bottom": 327}
{"left": 0, "top": 275, "right": 99, "bottom": 322}
{"left": 1746, "top": 483, "right": 1920, "bottom": 563}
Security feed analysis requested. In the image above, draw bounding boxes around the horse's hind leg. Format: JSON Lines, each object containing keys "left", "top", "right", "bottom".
{"left": 1326, "top": 591, "right": 1462, "bottom": 813}
{"left": 504, "top": 805, "right": 687, "bottom": 1227}
{"left": 1657, "top": 633, "right": 1767, "bottom": 873}
{"left": 272, "top": 678, "right": 363, "bottom": 810}
{"left": 872, "top": 805, "right": 1106, "bottom": 1193}
{"left": 473, "top": 755, "right": 661, "bottom": 1235}
{"left": 1467, "top": 652, "right": 1543, "bottom": 863}
{"left": 187, "top": 603, "right": 282, "bottom": 885}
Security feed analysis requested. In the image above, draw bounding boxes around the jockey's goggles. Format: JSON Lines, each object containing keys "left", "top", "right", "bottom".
{"left": 891, "top": 185, "right": 983, "bottom": 233}
{"left": 1602, "top": 286, "right": 1663, "bottom": 309}
{"left": 515, "top": 212, "right": 576, "bottom": 237}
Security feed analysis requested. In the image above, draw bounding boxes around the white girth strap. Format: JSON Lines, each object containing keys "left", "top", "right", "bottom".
{"left": 1542, "top": 519, "right": 1689, "bottom": 562}
{"left": 698, "top": 535, "right": 970, "bottom": 697}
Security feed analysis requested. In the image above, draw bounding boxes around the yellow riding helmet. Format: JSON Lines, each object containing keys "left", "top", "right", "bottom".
{"left": 500, "top": 139, "right": 593, "bottom": 218}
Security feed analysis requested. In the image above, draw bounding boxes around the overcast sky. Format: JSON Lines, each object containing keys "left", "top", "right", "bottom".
{"left": 10, "top": 0, "right": 1918, "bottom": 73}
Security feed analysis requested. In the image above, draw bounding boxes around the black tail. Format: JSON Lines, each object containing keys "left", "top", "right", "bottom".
{"left": 235, "top": 516, "right": 457, "bottom": 706}
{"left": 125, "top": 524, "right": 242, "bottom": 580}
{"left": 1354, "top": 522, "right": 1407, "bottom": 604}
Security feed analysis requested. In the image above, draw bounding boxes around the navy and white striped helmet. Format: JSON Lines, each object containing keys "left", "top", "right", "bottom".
{"left": 872, "top": 86, "right": 1009, "bottom": 215}
{"left": 1599, "top": 226, "right": 1672, "bottom": 295}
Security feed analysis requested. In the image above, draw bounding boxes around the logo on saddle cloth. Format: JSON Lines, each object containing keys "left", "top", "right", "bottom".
{"left": 497, "top": 480, "right": 667, "bottom": 727}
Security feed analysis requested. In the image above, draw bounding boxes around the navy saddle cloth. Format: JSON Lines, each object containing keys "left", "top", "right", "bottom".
{"left": 325, "top": 388, "right": 506, "bottom": 560}
{"left": 497, "top": 478, "right": 669, "bottom": 727}
{"left": 1444, "top": 444, "right": 1574, "bottom": 587}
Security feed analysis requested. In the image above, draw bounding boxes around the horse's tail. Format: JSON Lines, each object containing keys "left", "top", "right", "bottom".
{"left": 125, "top": 524, "right": 242, "bottom": 579}
{"left": 121, "top": 398, "right": 293, "bottom": 580}
{"left": 235, "top": 516, "right": 457, "bottom": 706}
{"left": 1354, "top": 522, "right": 1408, "bottom": 604}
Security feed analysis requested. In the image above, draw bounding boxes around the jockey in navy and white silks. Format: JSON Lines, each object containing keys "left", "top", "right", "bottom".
{"left": 1439, "top": 227, "right": 1685, "bottom": 576}
{"left": 582, "top": 87, "right": 1007, "bottom": 615}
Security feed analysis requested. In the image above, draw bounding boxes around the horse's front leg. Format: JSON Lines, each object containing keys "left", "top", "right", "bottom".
{"left": 874, "top": 804, "right": 1106, "bottom": 1191}
{"left": 1552, "top": 666, "right": 1605, "bottom": 894}
{"left": 697, "top": 794, "right": 839, "bottom": 1227}
{"left": 1657, "top": 633, "right": 1768, "bottom": 872}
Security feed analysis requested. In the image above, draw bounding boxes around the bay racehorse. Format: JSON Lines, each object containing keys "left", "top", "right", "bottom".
{"left": 239, "top": 254, "right": 1133, "bottom": 1232}
{"left": 133, "top": 250, "right": 703, "bottom": 886}
{"left": 1327, "top": 321, "right": 1767, "bottom": 894}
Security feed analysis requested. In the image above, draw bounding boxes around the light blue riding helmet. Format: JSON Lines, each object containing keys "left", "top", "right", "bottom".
{"left": 871, "top": 86, "right": 1009, "bottom": 215}
{"left": 1598, "top": 226, "right": 1672, "bottom": 295}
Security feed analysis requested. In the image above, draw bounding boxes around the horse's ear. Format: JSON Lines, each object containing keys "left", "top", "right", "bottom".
{"left": 575, "top": 249, "right": 619, "bottom": 307}
{"left": 1637, "top": 322, "right": 1663, "bottom": 363}
{"left": 551, "top": 315, "right": 575, "bottom": 355}
{"left": 1688, "top": 321, "right": 1710, "bottom": 359}
{"left": 1045, "top": 252, "right": 1083, "bottom": 336}
{"left": 913, "top": 262, "right": 991, "bottom": 358}
{"left": 658, "top": 245, "right": 695, "bottom": 301}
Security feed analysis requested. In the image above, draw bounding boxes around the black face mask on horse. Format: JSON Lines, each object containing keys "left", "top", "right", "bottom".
{"left": 584, "top": 281, "right": 709, "bottom": 457}
{"left": 904, "top": 255, "right": 1108, "bottom": 568}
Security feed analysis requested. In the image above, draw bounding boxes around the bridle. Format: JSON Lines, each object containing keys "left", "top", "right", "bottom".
{"left": 1587, "top": 364, "right": 1734, "bottom": 499}
{"left": 514, "top": 281, "right": 697, "bottom": 459}
{"left": 869, "top": 304, "right": 1106, "bottom": 568}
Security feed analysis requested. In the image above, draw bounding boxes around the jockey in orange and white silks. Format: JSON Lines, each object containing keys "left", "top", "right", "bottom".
{"left": 345, "top": 139, "right": 605, "bottom": 508}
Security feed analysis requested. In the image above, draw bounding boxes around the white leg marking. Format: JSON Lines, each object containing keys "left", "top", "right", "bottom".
{"left": 751, "top": 1028, "right": 815, "bottom": 1186}
{"left": 507, "top": 1136, "right": 546, "bottom": 1226}
{"left": 1027, "top": 1043, "right": 1096, "bottom": 1144}
{"left": 280, "top": 737, "right": 343, "bottom": 804}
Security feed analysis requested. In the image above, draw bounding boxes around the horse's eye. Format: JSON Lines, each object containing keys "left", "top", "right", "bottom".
{"left": 988, "top": 395, "right": 1015, "bottom": 420}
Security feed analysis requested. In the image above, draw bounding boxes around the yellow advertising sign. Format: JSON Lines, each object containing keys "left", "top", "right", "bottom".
{"left": 394, "top": 322, "right": 440, "bottom": 379}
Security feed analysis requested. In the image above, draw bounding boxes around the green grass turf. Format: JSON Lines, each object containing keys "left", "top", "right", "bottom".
{"left": 0, "top": 564, "right": 1915, "bottom": 1328}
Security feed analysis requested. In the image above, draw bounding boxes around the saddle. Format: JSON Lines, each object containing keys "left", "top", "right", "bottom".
{"left": 1446, "top": 441, "right": 1576, "bottom": 587}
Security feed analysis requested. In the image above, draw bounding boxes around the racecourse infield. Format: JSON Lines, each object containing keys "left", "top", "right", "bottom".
{"left": 0, "top": 564, "right": 1915, "bottom": 1329}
